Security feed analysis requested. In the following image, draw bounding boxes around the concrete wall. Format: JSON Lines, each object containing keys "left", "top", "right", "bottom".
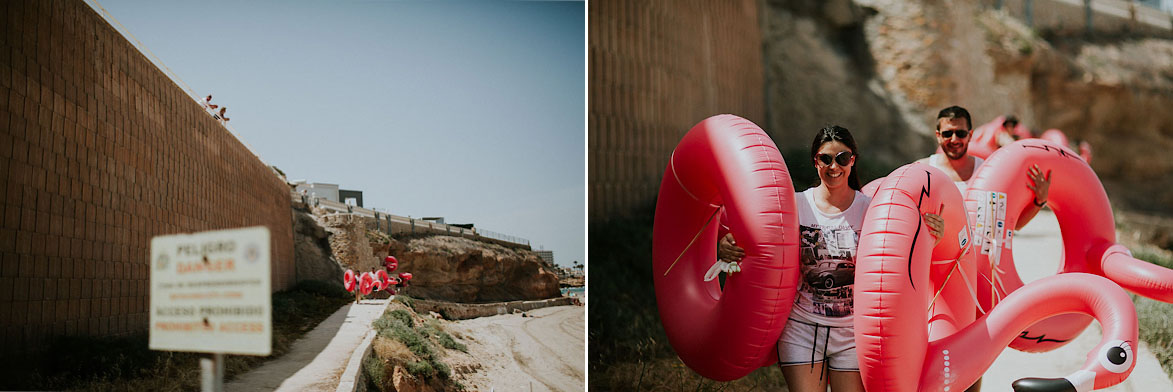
{"left": 0, "top": 0, "right": 295, "bottom": 356}
{"left": 588, "top": 0, "right": 765, "bottom": 222}
{"left": 410, "top": 297, "right": 578, "bottom": 320}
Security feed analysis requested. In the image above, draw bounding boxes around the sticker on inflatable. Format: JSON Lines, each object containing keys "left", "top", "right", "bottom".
{"left": 958, "top": 229, "right": 969, "bottom": 250}
{"left": 974, "top": 191, "right": 1008, "bottom": 256}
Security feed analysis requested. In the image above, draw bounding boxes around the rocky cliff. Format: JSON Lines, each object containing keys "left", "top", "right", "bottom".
{"left": 289, "top": 203, "right": 561, "bottom": 302}
{"left": 762, "top": 0, "right": 1173, "bottom": 215}
{"left": 387, "top": 235, "right": 562, "bottom": 303}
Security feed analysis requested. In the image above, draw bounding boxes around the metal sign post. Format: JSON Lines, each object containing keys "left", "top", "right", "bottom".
{"left": 200, "top": 353, "right": 225, "bottom": 392}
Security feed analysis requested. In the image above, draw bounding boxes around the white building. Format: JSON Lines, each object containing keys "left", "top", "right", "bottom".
{"left": 292, "top": 180, "right": 340, "bottom": 202}
{"left": 535, "top": 250, "right": 555, "bottom": 265}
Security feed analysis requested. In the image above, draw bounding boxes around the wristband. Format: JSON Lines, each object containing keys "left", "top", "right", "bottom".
{"left": 1033, "top": 198, "right": 1047, "bottom": 207}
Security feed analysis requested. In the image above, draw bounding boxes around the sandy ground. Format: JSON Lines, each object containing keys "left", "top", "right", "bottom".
{"left": 446, "top": 304, "right": 586, "bottom": 392}
{"left": 982, "top": 210, "right": 1173, "bottom": 390}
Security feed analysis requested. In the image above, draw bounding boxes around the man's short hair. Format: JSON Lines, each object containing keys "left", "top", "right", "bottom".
{"left": 936, "top": 106, "right": 972, "bottom": 130}
{"left": 1003, "top": 115, "right": 1019, "bottom": 127}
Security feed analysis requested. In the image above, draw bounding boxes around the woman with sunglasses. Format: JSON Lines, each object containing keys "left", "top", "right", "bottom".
{"left": 717, "top": 125, "right": 945, "bottom": 392}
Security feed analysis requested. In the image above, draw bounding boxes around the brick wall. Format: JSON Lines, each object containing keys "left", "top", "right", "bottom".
{"left": 589, "top": 0, "right": 765, "bottom": 222}
{"left": 0, "top": 0, "right": 295, "bottom": 356}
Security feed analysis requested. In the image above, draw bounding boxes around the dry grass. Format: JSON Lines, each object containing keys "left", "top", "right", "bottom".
{"left": 365, "top": 304, "right": 467, "bottom": 391}
{"left": 594, "top": 357, "right": 789, "bottom": 392}
{"left": 0, "top": 280, "right": 353, "bottom": 391}
{"left": 373, "top": 336, "right": 416, "bottom": 364}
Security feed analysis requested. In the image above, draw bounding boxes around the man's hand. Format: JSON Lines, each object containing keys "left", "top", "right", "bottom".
{"left": 1027, "top": 164, "right": 1051, "bottom": 206}
{"left": 923, "top": 203, "right": 945, "bottom": 247}
{"left": 718, "top": 233, "right": 745, "bottom": 262}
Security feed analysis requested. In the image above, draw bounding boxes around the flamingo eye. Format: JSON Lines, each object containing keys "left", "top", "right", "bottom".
{"left": 1098, "top": 340, "right": 1133, "bottom": 373}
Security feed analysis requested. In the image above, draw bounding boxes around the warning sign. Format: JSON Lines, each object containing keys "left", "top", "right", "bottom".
{"left": 149, "top": 226, "right": 272, "bottom": 356}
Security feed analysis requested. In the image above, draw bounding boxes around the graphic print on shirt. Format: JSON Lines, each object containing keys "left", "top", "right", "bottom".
{"left": 798, "top": 223, "right": 858, "bottom": 318}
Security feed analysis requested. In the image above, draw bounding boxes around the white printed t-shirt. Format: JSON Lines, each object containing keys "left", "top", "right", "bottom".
{"left": 790, "top": 188, "right": 871, "bottom": 327}
{"left": 930, "top": 154, "right": 984, "bottom": 194}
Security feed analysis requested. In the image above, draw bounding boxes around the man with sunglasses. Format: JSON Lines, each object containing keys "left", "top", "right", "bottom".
{"left": 917, "top": 106, "right": 1049, "bottom": 230}
{"left": 916, "top": 106, "right": 984, "bottom": 193}
{"left": 914, "top": 106, "right": 1051, "bottom": 392}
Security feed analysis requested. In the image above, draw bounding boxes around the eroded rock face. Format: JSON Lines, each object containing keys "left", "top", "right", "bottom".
{"left": 387, "top": 236, "right": 561, "bottom": 303}
{"left": 293, "top": 209, "right": 343, "bottom": 284}
{"left": 321, "top": 214, "right": 381, "bottom": 273}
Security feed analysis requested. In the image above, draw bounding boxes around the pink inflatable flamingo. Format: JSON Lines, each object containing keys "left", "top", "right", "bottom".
{"left": 1039, "top": 129, "right": 1069, "bottom": 147}
{"left": 967, "top": 139, "right": 1173, "bottom": 352}
{"left": 652, "top": 114, "right": 800, "bottom": 381}
{"left": 856, "top": 163, "right": 1139, "bottom": 392}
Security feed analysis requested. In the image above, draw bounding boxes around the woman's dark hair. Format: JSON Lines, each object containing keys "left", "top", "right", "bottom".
{"left": 810, "top": 125, "right": 861, "bottom": 190}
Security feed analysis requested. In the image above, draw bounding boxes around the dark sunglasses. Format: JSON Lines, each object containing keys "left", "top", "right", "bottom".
{"left": 939, "top": 130, "right": 969, "bottom": 138}
{"left": 816, "top": 151, "right": 854, "bottom": 166}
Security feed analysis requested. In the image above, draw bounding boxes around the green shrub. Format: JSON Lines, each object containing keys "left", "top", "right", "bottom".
{"left": 390, "top": 309, "right": 415, "bottom": 328}
{"left": 390, "top": 321, "right": 435, "bottom": 360}
{"left": 396, "top": 294, "right": 416, "bottom": 310}
{"left": 432, "top": 360, "right": 452, "bottom": 379}
{"left": 363, "top": 356, "right": 386, "bottom": 390}
{"left": 405, "top": 360, "right": 435, "bottom": 378}
{"left": 435, "top": 330, "right": 467, "bottom": 353}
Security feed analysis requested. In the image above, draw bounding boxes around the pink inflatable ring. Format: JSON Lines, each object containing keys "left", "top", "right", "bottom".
{"left": 968, "top": 139, "right": 1173, "bottom": 352}
{"left": 652, "top": 114, "right": 800, "bottom": 381}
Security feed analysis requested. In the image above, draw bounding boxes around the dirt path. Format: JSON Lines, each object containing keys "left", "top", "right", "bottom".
{"left": 981, "top": 210, "right": 1173, "bottom": 390}
{"left": 446, "top": 305, "right": 585, "bottom": 392}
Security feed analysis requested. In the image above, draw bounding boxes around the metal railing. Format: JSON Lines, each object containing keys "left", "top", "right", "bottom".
{"left": 293, "top": 191, "right": 530, "bottom": 247}
{"left": 994, "top": 0, "right": 1172, "bottom": 34}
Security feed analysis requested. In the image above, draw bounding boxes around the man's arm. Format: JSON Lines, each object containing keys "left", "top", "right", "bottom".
{"left": 1015, "top": 165, "right": 1051, "bottom": 231}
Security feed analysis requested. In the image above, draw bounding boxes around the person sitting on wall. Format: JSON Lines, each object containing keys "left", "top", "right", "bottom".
{"left": 202, "top": 94, "right": 219, "bottom": 110}
{"left": 213, "top": 107, "right": 230, "bottom": 122}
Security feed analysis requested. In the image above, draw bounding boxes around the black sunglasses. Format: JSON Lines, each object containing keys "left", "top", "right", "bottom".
{"left": 939, "top": 130, "right": 969, "bottom": 138}
{"left": 816, "top": 151, "right": 853, "bottom": 166}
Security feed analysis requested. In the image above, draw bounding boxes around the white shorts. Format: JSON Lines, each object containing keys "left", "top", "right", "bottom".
{"left": 777, "top": 317, "right": 859, "bottom": 372}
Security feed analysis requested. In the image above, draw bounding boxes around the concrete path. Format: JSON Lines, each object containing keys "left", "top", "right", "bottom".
{"left": 226, "top": 298, "right": 390, "bottom": 392}
{"left": 982, "top": 210, "right": 1173, "bottom": 390}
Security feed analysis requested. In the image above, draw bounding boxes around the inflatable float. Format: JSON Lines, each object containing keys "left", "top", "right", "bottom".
{"left": 967, "top": 139, "right": 1173, "bottom": 352}
{"left": 855, "top": 163, "right": 1139, "bottom": 392}
{"left": 968, "top": 116, "right": 1028, "bottom": 160}
{"left": 652, "top": 114, "right": 800, "bottom": 381}
{"left": 344, "top": 269, "right": 356, "bottom": 292}
{"left": 360, "top": 272, "right": 375, "bottom": 296}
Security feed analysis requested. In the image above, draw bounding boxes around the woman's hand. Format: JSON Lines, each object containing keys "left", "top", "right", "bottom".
{"left": 923, "top": 203, "right": 944, "bottom": 247}
{"left": 718, "top": 233, "right": 745, "bottom": 262}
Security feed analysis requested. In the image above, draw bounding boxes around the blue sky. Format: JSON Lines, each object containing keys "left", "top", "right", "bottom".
{"left": 91, "top": 0, "right": 585, "bottom": 267}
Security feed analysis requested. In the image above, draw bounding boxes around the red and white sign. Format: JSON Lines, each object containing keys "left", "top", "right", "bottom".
{"left": 149, "top": 226, "right": 272, "bottom": 356}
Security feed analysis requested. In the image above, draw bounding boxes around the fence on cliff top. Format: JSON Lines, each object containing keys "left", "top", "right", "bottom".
{"left": 990, "top": 0, "right": 1173, "bottom": 37}
{"left": 295, "top": 192, "right": 531, "bottom": 249}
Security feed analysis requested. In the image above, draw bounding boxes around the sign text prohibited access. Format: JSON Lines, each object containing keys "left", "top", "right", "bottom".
{"left": 149, "top": 226, "right": 272, "bottom": 356}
